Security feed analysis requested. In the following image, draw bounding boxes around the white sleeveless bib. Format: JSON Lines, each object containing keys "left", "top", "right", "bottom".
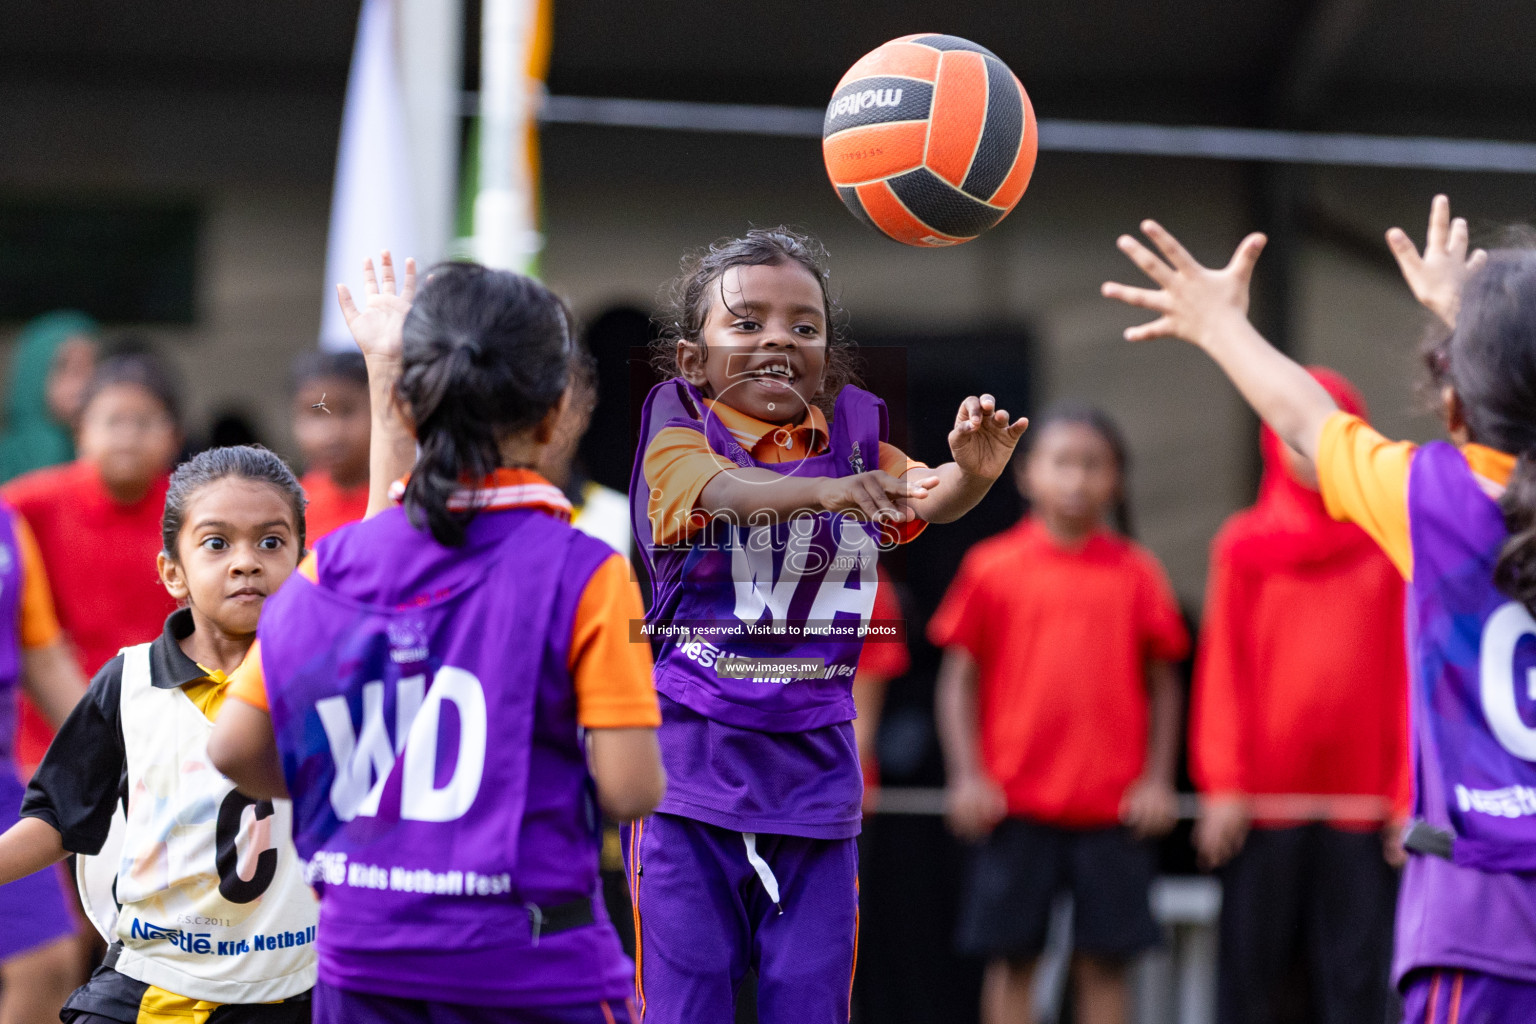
{"left": 78, "top": 643, "right": 317, "bottom": 1003}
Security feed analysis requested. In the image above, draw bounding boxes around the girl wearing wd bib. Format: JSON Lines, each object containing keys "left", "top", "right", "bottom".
{"left": 0, "top": 446, "right": 316, "bottom": 1023}
{"left": 629, "top": 229, "right": 1027, "bottom": 1024}
{"left": 1102, "top": 197, "right": 1536, "bottom": 1021}
{"left": 210, "top": 258, "right": 665, "bottom": 1024}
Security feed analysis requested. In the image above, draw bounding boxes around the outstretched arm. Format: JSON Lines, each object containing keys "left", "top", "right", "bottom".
{"left": 697, "top": 467, "right": 941, "bottom": 527}
{"left": 337, "top": 251, "right": 419, "bottom": 518}
{"left": 1101, "top": 222, "right": 1337, "bottom": 462}
{"left": 1386, "top": 194, "right": 1487, "bottom": 329}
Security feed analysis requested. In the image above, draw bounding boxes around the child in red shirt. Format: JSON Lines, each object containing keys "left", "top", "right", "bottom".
{"left": 290, "top": 351, "right": 370, "bottom": 542}
{"left": 1191, "top": 367, "right": 1408, "bottom": 1024}
{"left": 2, "top": 353, "right": 182, "bottom": 773}
{"left": 933, "top": 403, "right": 1189, "bottom": 1024}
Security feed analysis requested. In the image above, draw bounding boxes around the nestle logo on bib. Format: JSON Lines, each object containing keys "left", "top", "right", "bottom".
{"left": 827, "top": 87, "right": 903, "bottom": 121}
{"left": 387, "top": 619, "right": 429, "bottom": 664}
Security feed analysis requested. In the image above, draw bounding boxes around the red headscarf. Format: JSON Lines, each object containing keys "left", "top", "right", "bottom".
{"left": 1223, "top": 367, "right": 1376, "bottom": 571}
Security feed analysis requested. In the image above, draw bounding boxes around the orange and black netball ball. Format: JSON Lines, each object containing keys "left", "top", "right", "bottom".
{"left": 823, "top": 34, "right": 1038, "bottom": 247}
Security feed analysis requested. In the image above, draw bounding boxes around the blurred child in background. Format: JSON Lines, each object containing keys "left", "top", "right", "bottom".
{"left": 0, "top": 445, "right": 316, "bottom": 1023}
{"left": 3, "top": 352, "right": 181, "bottom": 775}
{"left": 290, "top": 350, "right": 370, "bottom": 542}
{"left": 0, "top": 496, "right": 89, "bottom": 1024}
{"left": 0, "top": 311, "right": 99, "bottom": 483}
{"left": 1191, "top": 367, "right": 1408, "bottom": 1024}
{"left": 934, "top": 403, "right": 1188, "bottom": 1024}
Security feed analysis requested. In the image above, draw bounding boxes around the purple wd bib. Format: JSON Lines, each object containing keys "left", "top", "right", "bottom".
{"left": 1407, "top": 441, "right": 1536, "bottom": 871}
{"left": 259, "top": 507, "right": 616, "bottom": 961}
{"left": 630, "top": 380, "right": 886, "bottom": 733}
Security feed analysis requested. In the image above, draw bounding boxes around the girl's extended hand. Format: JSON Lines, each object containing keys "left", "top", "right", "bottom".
{"left": 1385, "top": 194, "right": 1487, "bottom": 329}
{"left": 1101, "top": 221, "right": 1267, "bottom": 349}
{"left": 815, "top": 470, "right": 941, "bottom": 522}
{"left": 336, "top": 251, "right": 417, "bottom": 364}
{"left": 947, "top": 394, "right": 1029, "bottom": 481}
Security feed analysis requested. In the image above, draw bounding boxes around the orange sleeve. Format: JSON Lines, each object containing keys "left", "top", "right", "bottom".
{"left": 643, "top": 426, "right": 737, "bottom": 546}
{"left": 14, "top": 515, "right": 61, "bottom": 650}
{"left": 878, "top": 441, "right": 929, "bottom": 544}
{"left": 569, "top": 553, "right": 661, "bottom": 729}
{"left": 1316, "top": 412, "right": 1416, "bottom": 579}
{"left": 225, "top": 555, "right": 318, "bottom": 713}
{"left": 227, "top": 639, "right": 269, "bottom": 712}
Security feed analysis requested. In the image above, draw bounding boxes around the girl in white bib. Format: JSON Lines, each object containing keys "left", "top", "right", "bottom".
{"left": 0, "top": 445, "right": 316, "bottom": 1023}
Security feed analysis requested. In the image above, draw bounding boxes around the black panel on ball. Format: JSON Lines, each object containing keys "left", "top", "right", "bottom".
{"left": 887, "top": 168, "right": 1006, "bottom": 239}
{"left": 837, "top": 186, "right": 879, "bottom": 233}
{"left": 908, "top": 34, "right": 1001, "bottom": 60}
{"left": 960, "top": 58, "right": 1024, "bottom": 202}
{"left": 823, "top": 77, "right": 935, "bottom": 138}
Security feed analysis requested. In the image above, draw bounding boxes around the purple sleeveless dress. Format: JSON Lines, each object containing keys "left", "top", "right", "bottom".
{"left": 622, "top": 380, "right": 883, "bottom": 1024}
{"left": 258, "top": 505, "right": 634, "bottom": 1010}
{"left": 629, "top": 378, "right": 886, "bottom": 835}
{"left": 0, "top": 503, "right": 74, "bottom": 960}
{"left": 1394, "top": 442, "right": 1536, "bottom": 995}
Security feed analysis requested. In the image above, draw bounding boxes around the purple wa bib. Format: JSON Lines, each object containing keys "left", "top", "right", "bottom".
{"left": 630, "top": 380, "right": 886, "bottom": 732}
{"left": 1407, "top": 442, "right": 1536, "bottom": 871}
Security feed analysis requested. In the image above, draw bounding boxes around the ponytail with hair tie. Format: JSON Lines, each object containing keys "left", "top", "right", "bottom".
{"left": 394, "top": 262, "right": 573, "bottom": 547}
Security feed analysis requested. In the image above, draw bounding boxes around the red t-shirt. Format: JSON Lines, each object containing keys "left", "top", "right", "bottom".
{"left": 300, "top": 470, "right": 369, "bottom": 544}
{"left": 3, "top": 460, "right": 176, "bottom": 768}
{"left": 1192, "top": 400, "right": 1410, "bottom": 827}
{"left": 929, "top": 518, "right": 1190, "bottom": 826}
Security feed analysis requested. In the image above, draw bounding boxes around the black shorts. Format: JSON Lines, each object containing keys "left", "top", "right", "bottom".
{"left": 61, "top": 960, "right": 311, "bottom": 1024}
{"left": 955, "top": 817, "right": 1161, "bottom": 961}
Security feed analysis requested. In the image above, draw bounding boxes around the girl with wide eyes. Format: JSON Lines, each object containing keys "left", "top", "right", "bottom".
{"left": 0, "top": 445, "right": 317, "bottom": 1024}
{"left": 629, "top": 227, "right": 1029, "bottom": 1024}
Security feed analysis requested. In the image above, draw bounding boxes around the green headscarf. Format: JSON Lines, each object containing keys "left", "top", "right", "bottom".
{"left": 0, "top": 310, "right": 99, "bottom": 482}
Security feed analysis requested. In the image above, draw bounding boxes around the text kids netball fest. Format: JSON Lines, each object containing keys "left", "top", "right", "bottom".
{"left": 4, "top": 4, "right": 1536, "bottom": 1024}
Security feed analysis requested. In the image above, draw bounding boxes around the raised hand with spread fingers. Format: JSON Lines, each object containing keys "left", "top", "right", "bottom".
{"left": 1101, "top": 220, "right": 1338, "bottom": 463}
{"left": 1385, "top": 193, "right": 1487, "bottom": 329}
{"left": 336, "top": 251, "right": 420, "bottom": 517}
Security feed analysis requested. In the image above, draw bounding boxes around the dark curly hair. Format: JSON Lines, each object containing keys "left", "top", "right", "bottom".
{"left": 651, "top": 227, "right": 860, "bottom": 415}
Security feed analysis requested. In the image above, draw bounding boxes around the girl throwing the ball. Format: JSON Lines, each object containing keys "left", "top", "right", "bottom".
{"left": 627, "top": 227, "right": 1027, "bottom": 1023}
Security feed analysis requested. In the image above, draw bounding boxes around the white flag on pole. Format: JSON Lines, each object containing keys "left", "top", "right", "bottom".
{"left": 321, "top": 0, "right": 420, "bottom": 351}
